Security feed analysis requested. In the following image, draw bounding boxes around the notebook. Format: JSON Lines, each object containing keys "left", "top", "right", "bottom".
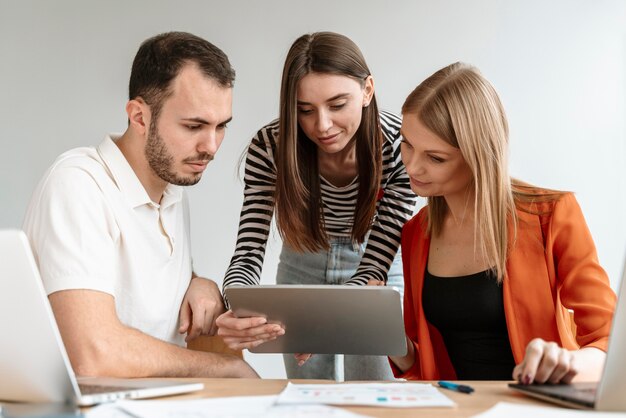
{"left": 0, "top": 229, "right": 203, "bottom": 406}
{"left": 225, "top": 284, "right": 407, "bottom": 355}
{"left": 508, "top": 257, "right": 626, "bottom": 411}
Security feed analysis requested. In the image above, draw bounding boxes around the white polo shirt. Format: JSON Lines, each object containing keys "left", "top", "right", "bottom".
{"left": 23, "top": 134, "right": 192, "bottom": 345}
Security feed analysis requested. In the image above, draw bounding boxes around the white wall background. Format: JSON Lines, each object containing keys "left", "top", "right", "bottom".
{"left": 1, "top": 0, "right": 625, "bottom": 379}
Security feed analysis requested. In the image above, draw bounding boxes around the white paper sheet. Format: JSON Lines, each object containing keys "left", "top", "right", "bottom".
{"left": 472, "top": 402, "right": 626, "bottom": 418}
{"left": 276, "top": 382, "right": 456, "bottom": 408}
{"left": 86, "top": 395, "right": 370, "bottom": 418}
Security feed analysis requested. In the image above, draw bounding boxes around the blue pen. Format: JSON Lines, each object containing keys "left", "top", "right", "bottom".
{"left": 437, "top": 380, "right": 475, "bottom": 394}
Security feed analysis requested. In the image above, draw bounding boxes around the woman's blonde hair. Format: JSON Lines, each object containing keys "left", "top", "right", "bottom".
{"left": 275, "top": 32, "right": 383, "bottom": 252}
{"left": 402, "top": 62, "right": 563, "bottom": 281}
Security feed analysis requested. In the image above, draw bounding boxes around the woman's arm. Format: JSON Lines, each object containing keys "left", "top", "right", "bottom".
{"left": 222, "top": 122, "right": 278, "bottom": 293}
{"left": 218, "top": 122, "right": 285, "bottom": 349}
{"left": 388, "top": 214, "right": 426, "bottom": 379}
{"left": 389, "top": 336, "right": 417, "bottom": 372}
{"left": 514, "top": 194, "right": 616, "bottom": 384}
{"left": 347, "top": 112, "right": 417, "bottom": 284}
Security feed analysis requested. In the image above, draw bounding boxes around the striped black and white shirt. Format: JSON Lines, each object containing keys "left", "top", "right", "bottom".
{"left": 223, "top": 110, "right": 416, "bottom": 290}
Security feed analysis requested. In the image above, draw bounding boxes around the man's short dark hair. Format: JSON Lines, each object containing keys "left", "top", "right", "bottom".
{"left": 129, "top": 31, "right": 235, "bottom": 119}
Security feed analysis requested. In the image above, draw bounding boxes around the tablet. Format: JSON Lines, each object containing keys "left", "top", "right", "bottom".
{"left": 224, "top": 285, "right": 407, "bottom": 355}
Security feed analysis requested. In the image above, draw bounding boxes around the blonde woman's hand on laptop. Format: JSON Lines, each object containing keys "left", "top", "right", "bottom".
{"left": 216, "top": 310, "right": 285, "bottom": 350}
{"left": 367, "top": 279, "right": 385, "bottom": 286}
{"left": 513, "top": 338, "right": 606, "bottom": 385}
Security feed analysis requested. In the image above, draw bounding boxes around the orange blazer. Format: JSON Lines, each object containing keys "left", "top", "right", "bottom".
{"left": 393, "top": 193, "right": 616, "bottom": 380}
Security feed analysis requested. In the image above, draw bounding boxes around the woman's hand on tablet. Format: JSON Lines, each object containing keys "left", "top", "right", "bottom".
{"left": 295, "top": 353, "right": 312, "bottom": 366}
{"left": 216, "top": 310, "right": 285, "bottom": 351}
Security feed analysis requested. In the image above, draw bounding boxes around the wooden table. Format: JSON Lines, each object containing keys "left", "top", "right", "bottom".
{"left": 125, "top": 379, "right": 548, "bottom": 417}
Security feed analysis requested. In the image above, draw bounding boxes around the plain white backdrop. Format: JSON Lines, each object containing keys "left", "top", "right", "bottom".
{"left": 1, "top": 0, "right": 625, "bottom": 378}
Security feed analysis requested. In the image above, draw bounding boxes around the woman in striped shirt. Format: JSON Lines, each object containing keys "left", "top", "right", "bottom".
{"left": 216, "top": 32, "right": 416, "bottom": 380}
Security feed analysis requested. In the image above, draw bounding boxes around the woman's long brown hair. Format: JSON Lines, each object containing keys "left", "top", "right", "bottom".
{"left": 275, "top": 32, "right": 382, "bottom": 252}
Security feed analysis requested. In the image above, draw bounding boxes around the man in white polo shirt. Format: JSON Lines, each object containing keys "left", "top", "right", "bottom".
{"left": 22, "top": 32, "right": 257, "bottom": 378}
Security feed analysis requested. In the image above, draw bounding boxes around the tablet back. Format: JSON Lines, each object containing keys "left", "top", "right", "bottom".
{"left": 225, "top": 285, "right": 407, "bottom": 355}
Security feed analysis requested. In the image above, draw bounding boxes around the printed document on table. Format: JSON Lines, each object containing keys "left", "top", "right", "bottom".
{"left": 471, "top": 402, "right": 626, "bottom": 418}
{"left": 276, "top": 382, "right": 456, "bottom": 408}
{"left": 86, "top": 395, "right": 371, "bottom": 418}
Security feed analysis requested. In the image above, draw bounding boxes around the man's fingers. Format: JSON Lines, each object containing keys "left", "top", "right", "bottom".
{"left": 178, "top": 301, "right": 191, "bottom": 334}
{"left": 204, "top": 312, "right": 217, "bottom": 336}
{"left": 181, "top": 277, "right": 226, "bottom": 339}
{"left": 203, "top": 307, "right": 215, "bottom": 336}
{"left": 186, "top": 302, "right": 206, "bottom": 341}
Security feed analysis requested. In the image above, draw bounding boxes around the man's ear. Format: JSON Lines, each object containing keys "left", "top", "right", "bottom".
{"left": 126, "top": 98, "right": 150, "bottom": 135}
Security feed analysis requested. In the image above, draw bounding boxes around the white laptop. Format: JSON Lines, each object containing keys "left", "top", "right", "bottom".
{"left": 225, "top": 285, "right": 407, "bottom": 355}
{"left": 508, "top": 258, "right": 626, "bottom": 411}
{"left": 0, "top": 229, "right": 203, "bottom": 406}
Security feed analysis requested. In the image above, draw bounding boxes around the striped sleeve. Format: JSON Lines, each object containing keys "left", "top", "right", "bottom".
{"left": 347, "top": 111, "right": 417, "bottom": 285}
{"left": 222, "top": 121, "right": 278, "bottom": 292}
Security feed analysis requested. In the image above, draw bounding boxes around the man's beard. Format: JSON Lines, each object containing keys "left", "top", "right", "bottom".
{"left": 144, "top": 118, "right": 212, "bottom": 186}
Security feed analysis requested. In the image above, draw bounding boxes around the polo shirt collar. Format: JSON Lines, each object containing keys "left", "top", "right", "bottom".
{"left": 97, "top": 134, "right": 183, "bottom": 209}
{"left": 160, "top": 183, "right": 184, "bottom": 210}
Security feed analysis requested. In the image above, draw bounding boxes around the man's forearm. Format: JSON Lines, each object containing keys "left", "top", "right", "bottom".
{"left": 49, "top": 290, "right": 257, "bottom": 379}
{"left": 72, "top": 325, "right": 257, "bottom": 378}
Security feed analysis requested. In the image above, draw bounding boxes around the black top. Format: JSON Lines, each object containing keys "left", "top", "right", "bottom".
{"left": 422, "top": 269, "right": 516, "bottom": 380}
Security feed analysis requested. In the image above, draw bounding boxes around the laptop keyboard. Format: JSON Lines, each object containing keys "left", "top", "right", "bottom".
{"left": 78, "top": 383, "right": 134, "bottom": 395}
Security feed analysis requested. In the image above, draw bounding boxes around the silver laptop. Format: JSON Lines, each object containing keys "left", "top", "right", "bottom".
{"left": 225, "top": 285, "right": 407, "bottom": 355}
{"left": 508, "top": 259, "right": 626, "bottom": 411}
{"left": 0, "top": 229, "right": 203, "bottom": 406}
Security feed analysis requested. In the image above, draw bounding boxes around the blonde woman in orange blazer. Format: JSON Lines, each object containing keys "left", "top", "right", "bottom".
{"left": 389, "top": 63, "right": 616, "bottom": 384}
